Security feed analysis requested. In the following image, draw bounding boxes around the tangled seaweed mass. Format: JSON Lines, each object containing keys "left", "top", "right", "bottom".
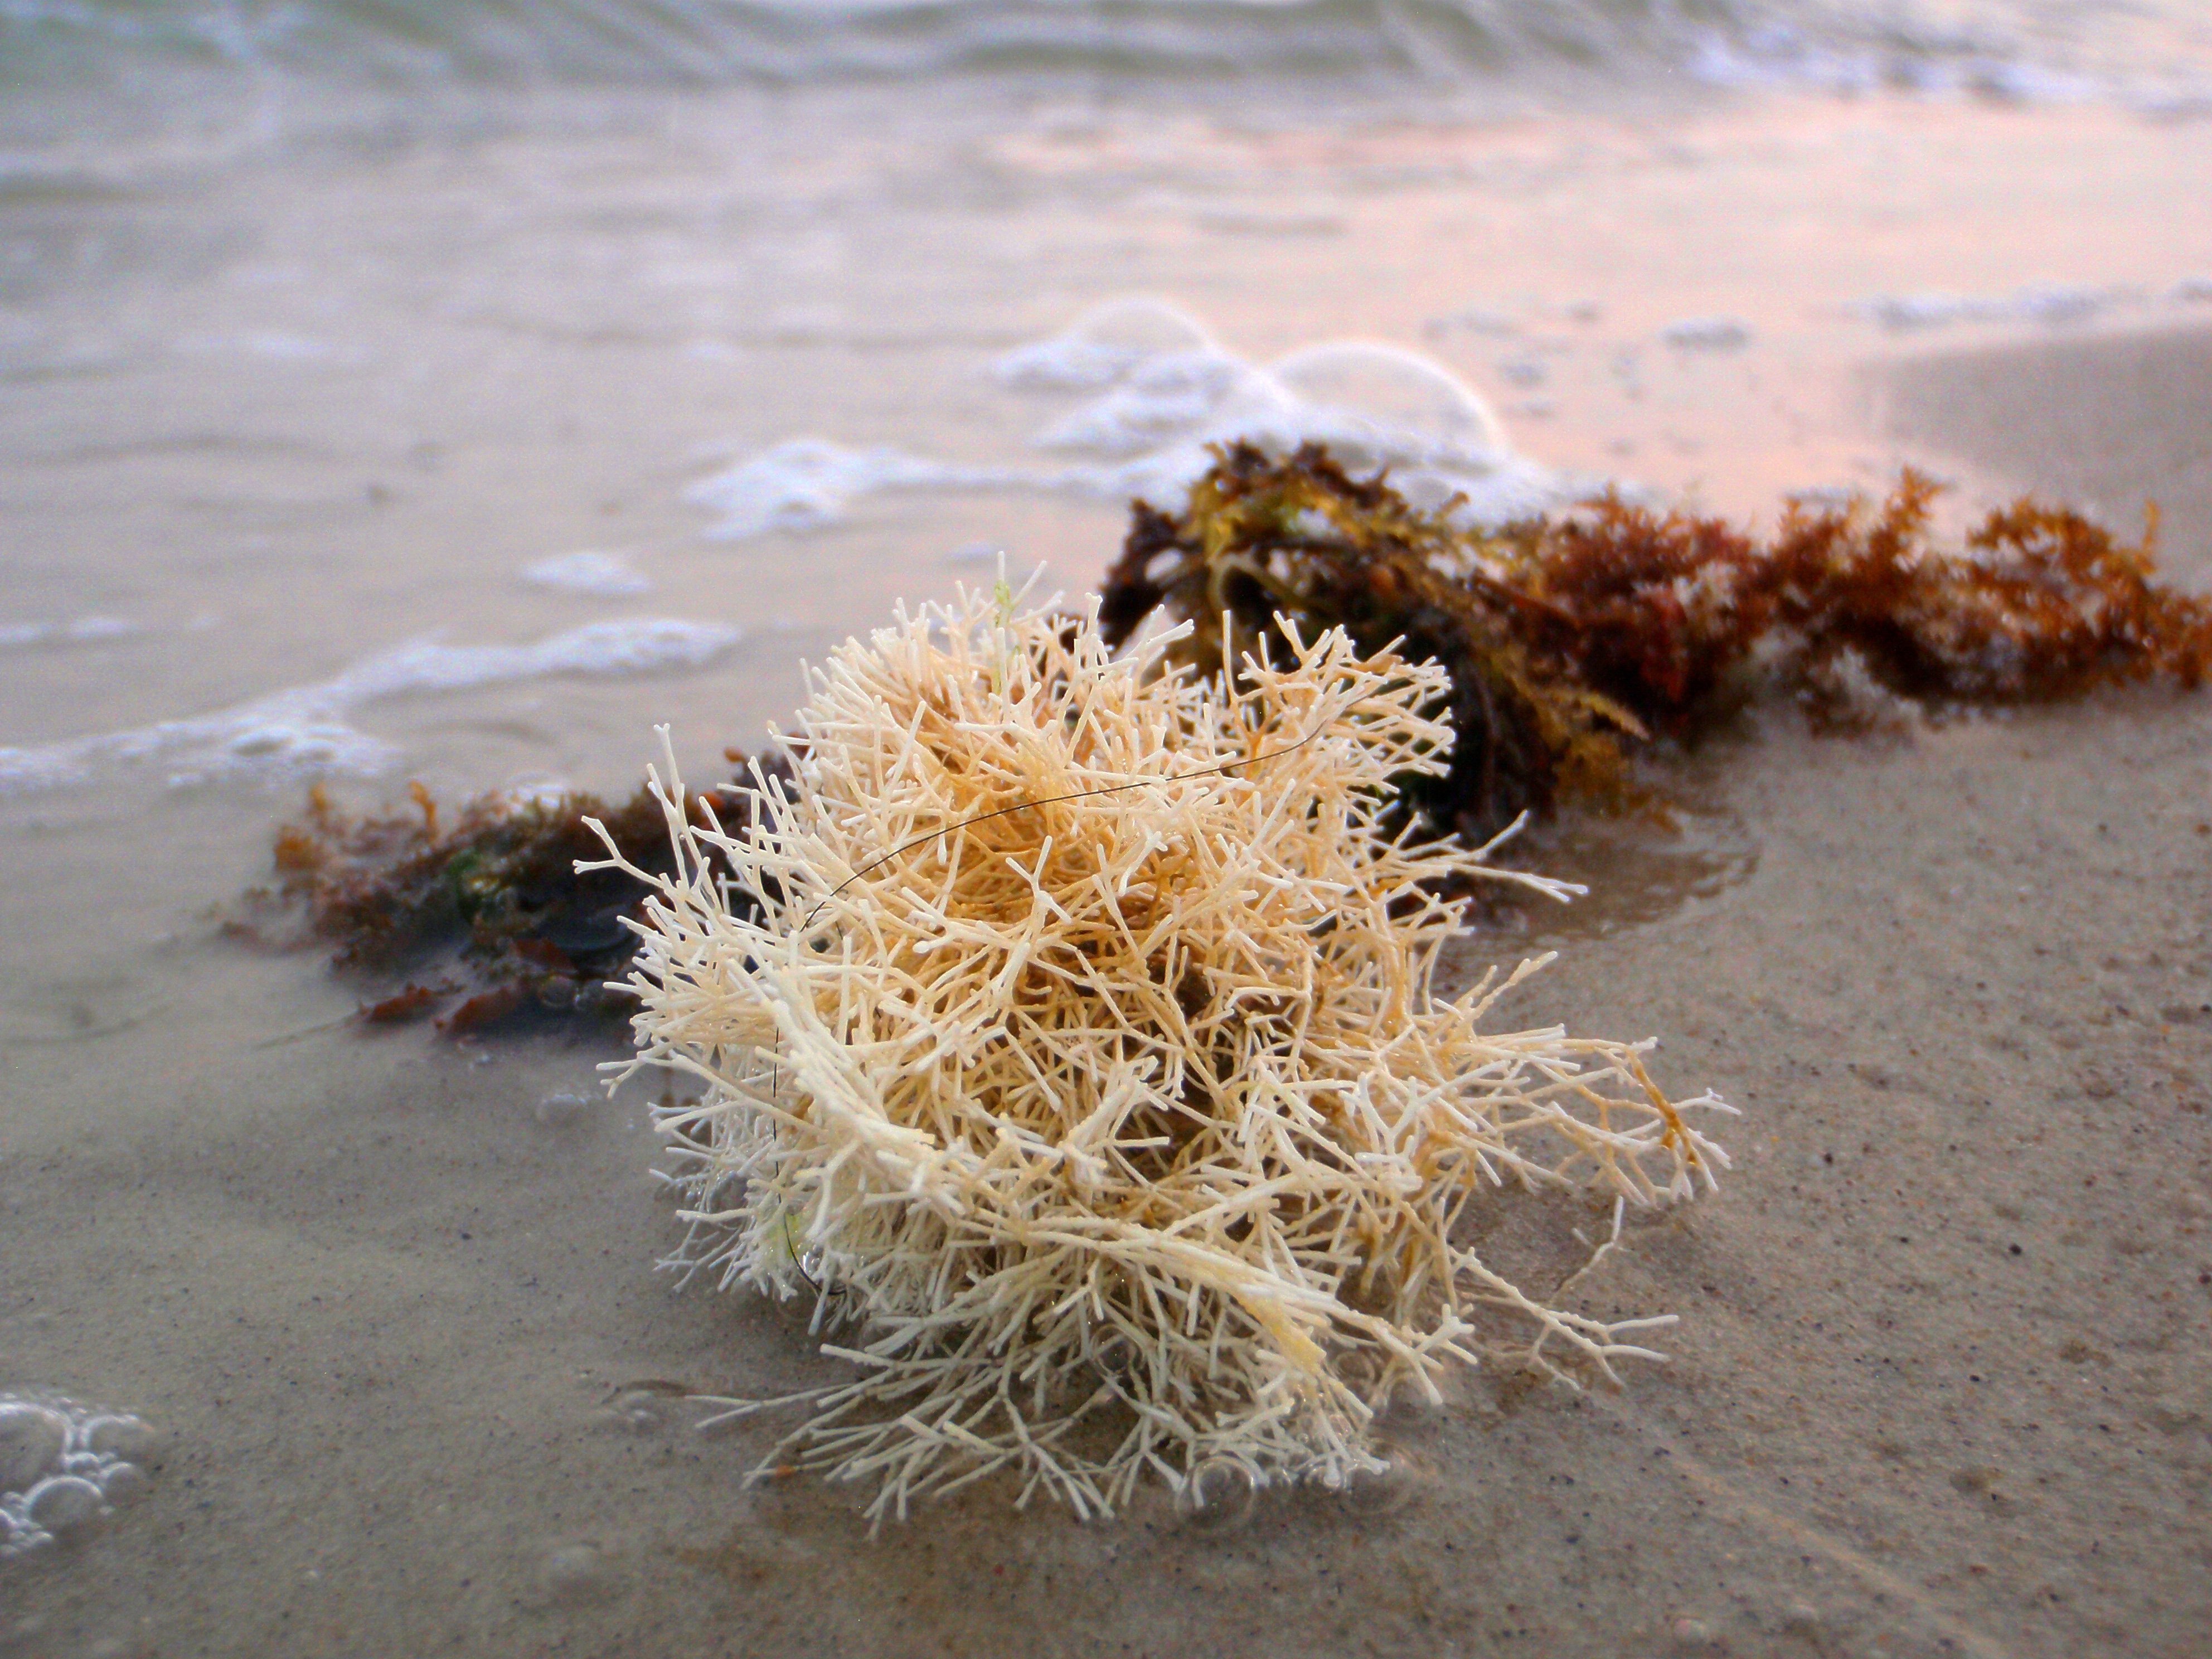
{"left": 255, "top": 447, "right": 2212, "bottom": 1030}
{"left": 595, "top": 589, "right": 1733, "bottom": 1525}
{"left": 240, "top": 764, "right": 784, "bottom": 1032}
{"left": 1102, "top": 445, "right": 2212, "bottom": 841}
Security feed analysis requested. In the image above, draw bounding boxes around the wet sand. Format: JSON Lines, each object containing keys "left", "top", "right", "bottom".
{"left": 4, "top": 317, "right": 2209, "bottom": 1656}
{"left": 1883, "top": 324, "right": 2212, "bottom": 581}
{"left": 5, "top": 65, "right": 2212, "bottom": 1657}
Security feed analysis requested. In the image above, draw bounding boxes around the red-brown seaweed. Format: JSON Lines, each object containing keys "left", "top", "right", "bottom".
{"left": 242, "top": 442, "right": 2212, "bottom": 1035}
{"left": 1100, "top": 443, "right": 2212, "bottom": 841}
{"left": 236, "top": 756, "right": 787, "bottom": 1034}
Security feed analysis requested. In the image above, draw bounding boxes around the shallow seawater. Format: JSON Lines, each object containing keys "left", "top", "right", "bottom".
{"left": 6, "top": 6, "right": 2212, "bottom": 1655}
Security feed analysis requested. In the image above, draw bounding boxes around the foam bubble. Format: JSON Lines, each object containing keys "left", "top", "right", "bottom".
{"left": 97, "top": 1464, "right": 150, "bottom": 1506}
{"left": 684, "top": 438, "right": 1015, "bottom": 541}
{"left": 0, "top": 1404, "right": 66, "bottom": 1492}
{"left": 994, "top": 297, "right": 1220, "bottom": 391}
{"left": 23, "top": 1477, "right": 101, "bottom": 1533}
{"left": 0, "top": 1394, "right": 156, "bottom": 1560}
{"left": 1174, "top": 1459, "right": 1257, "bottom": 1532}
{"left": 532, "top": 1090, "right": 592, "bottom": 1128}
{"left": 521, "top": 551, "right": 650, "bottom": 597}
{"left": 1856, "top": 282, "right": 2141, "bottom": 332}
{"left": 0, "top": 618, "right": 740, "bottom": 797}
{"left": 1661, "top": 316, "right": 1752, "bottom": 351}
{"left": 537, "top": 1541, "right": 617, "bottom": 1604}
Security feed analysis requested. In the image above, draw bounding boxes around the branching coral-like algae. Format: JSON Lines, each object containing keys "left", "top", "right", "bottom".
{"left": 1102, "top": 444, "right": 2212, "bottom": 841}
{"left": 595, "top": 589, "right": 1733, "bottom": 1525}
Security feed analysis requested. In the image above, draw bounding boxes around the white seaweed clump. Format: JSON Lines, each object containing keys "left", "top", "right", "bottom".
{"left": 596, "top": 587, "right": 1731, "bottom": 1526}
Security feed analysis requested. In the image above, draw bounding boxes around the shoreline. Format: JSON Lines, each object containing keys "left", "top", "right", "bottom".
{"left": 4, "top": 62, "right": 2212, "bottom": 1655}
{"left": 1881, "top": 323, "right": 2212, "bottom": 581}
{"left": 4, "top": 321, "right": 2210, "bottom": 1657}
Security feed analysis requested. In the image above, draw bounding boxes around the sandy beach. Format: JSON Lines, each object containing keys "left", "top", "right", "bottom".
{"left": 4, "top": 325, "right": 2206, "bottom": 1657}
{"left": 5, "top": 11, "right": 2212, "bottom": 1654}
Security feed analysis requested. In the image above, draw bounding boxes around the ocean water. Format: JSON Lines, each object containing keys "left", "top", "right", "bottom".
{"left": 5, "top": 0, "right": 2211, "bottom": 104}
{"left": 4, "top": 0, "right": 2212, "bottom": 1650}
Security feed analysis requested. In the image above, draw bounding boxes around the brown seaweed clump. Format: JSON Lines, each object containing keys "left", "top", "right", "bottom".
{"left": 238, "top": 758, "right": 784, "bottom": 1034}
{"left": 1100, "top": 443, "right": 2212, "bottom": 841}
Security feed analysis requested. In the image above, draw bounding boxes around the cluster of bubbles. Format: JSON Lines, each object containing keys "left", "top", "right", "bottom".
{"left": 0, "top": 1393, "right": 157, "bottom": 1560}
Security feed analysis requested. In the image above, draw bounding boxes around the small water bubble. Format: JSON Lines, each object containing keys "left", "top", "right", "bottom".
{"left": 98, "top": 1463, "right": 150, "bottom": 1506}
{"left": 1333, "top": 1444, "right": 1430, "bottom": 1516}
{"left": 1779, "top": 1600, "right": 1823, "bottom": 1635}
{"left": 81, "top": 1415, "right": 156, "bottom": 1459}
{"left": 538, "top": 1541, "right": 615, "bottom": 1603}
{"left": 25, "top": 1474, "right": 104, "bottom": 1532}
{"left": 533, "top": 1091, "right": 592, "bottom": 1128}
{"left": 1090, "top": 1331, "right": 1141, "bottom": 1385}
{"left": 609, "top": 1391, "right": 666, "bottom": 1433}
{"left": 0, "top": 1403, "right": 67, "bottom": 1490}
{"left": 1175, "top": 1460, "right": 1257, "bottom": 1532}
{"left": 0, "top": 1396, "right": 157, "bottom": 1556}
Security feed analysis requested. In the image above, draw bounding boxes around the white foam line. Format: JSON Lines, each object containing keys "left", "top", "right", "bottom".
{"left": 1855, "top": 282, "right": 2145, "bottom": 332}
{"left": 520, "top": 550, "right": 652, "bottom": 596}
{"left": 0, "top": 615, "right": 139, "bottom": 649}
{"left": 690, "top": 314, "right": 1590, "bottom": 545}
{"left": 0, "top": 617, "right": 740, "bottom": 796}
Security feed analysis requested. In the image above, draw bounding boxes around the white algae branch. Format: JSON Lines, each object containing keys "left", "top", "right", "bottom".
{"left": 592, "top": 587, "right": 1732, "bottom": 1526}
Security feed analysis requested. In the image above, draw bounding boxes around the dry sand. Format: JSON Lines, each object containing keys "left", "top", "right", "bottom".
{"left": 3, "top": 322, "right": 2209, "bottom": 1658}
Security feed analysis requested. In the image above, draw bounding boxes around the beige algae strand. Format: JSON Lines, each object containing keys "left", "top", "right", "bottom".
{"left": 590, "top": 585, "right": 1734, "bottom": 1527}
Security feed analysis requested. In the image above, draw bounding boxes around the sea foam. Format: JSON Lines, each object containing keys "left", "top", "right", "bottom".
{"left": 1854, "top": 282, "right": 2145, "bottom": 332}
{"left": 687, "top": 299, "right": 1580, "bottom": 544}
{"left": 685, "top": 438, "right": 1020, "bottom": 541}
{"left": 0, "top": 1394, "right": 157, "bottom": 1560}
{"left": 520, "top": 550, "right": 652, "bottom": 596}
{"left": 0, "top": 615, "right": 138, "bottom": 648}
{"left": 0, "top": 618, "right": 740, "bottom": 797}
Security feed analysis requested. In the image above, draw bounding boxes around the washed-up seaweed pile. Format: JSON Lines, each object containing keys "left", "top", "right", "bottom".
{"left": 237, "top": 760, "right": 785, "bottom": 1033}
{"left": 1100, "top": 444, "right": 2212, "bottom": 841}
{"left": 245, "top": 444, "right": 2212, "bottom": 1035}
{"left": 601, "top": 590, "right": 1732, "bottom": 1524}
